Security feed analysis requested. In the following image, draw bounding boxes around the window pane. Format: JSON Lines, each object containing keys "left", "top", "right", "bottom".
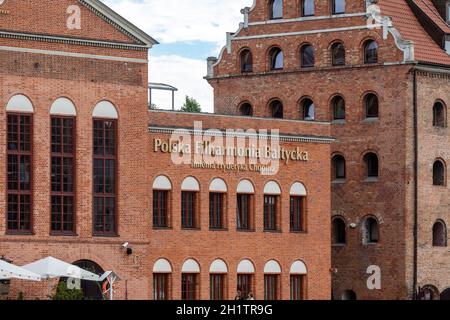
{"left": 264, "top": 195, "right": 278, "bottom": 230}
{"left": 210, "top": 274, "right": 225, "bottom": 300}
{"left": 302, "top": 0, "right": 314, "bottom": 16}
{"left": 153, "top": 190, "right": 168, "bottom": 228}
{"left": 237, "top": 274, "right": 253, "bottom": 299}
{"left": 264, "top": 275, "right": 279, "bottom": 300}
{"left": 154, "top": 274, "right": 169, "bottom": 300}
{"left": 182, "top": 192, "right": 196, "bottom": 228}
{"left": 303, "top": 99, "right": 315, "bottom": 120}
{"left": 271, "top": 0, "right": 283, "bottom": 19}
{"left": 209, "top": 193, "right": 223, "bottom": 229}
{"left": 237, "top": 194, "right": 251, "bottom": 230}
{"left": 333, "top": 0, "right": 346, "bottom": 14}
{"left": 290, "top": 196, "right": 304, "bottom": 231}
{"left": 182, "top": 274, "right": 197, "bottom": 300}
{"left": 301, "top": 45, "right": 314, "bottom": 67}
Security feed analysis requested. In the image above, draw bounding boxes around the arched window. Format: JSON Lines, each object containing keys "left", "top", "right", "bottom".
{"left": 181, "top": 259, "right": 200, "bottom": 300}
{"left": 153, "top": 258, "right": 172, "bottom": 300}
{"left": 269, "top": 100, "right": 284, "bottom": 118}
{"left": 342, "top": 290, "right": 356, "bottom": 300}
{"left": 363, "top": 217, "right": 380, "bottom": 244}
{"left": 181, "top": 177, "right": 200, "bottom": 229}
{"left": 433, "top": 160, "right": 446, "bottom": 186}
{"left": 365, "top": 93, "right": 379, "bottom": 119}
{"left": 6, "top": 94, "right": 34, "bottom": 233}
{"left": 269, "top": 47, "right": 284, "bottom": 70}
{"left": 301, "top": 98, "right": 315, "bottom": 120}
{"left": 332, "top": 0, "right": 346, "bottom": 14}
{"left": 332, "top": 217, "right": 346, "bottom": 245}
{"left": 364, "top": 153, "right": 379, "bottom": 178}
{"left": 72, "top": 260, "right": 104, "bottom": 300}
{"left": 264, "top": 181, "right": 282, "bottom": 231}
{"left": 237, "top": 180, "right": 255, "bottom": 231}
{"left": 264, "top": 260, "right": 281, "bottom": 300}
{"left": 290, "top": 261, "right": 307, "bottom": 300}
{"left": 237, "top": 259, "right": 255, "bottom": 299}
{"left": 269, "top": 0, "right": 283, "bottom": 19}
{"left": 301, "top": 0, "right": 314, "bottom": 17}
{"left": 433, "top": 101, "right": 446, "bottom": 127}
{"left": 153, "top": 176, "right": 172, "bottom": 228}
{"left": 290, "top": 182, "right": 307, "bottom": 232}
{"left": 332, "top": 96, "right": 346, "bottom": 120}
{"left": 364, "top": 40, "right": 378, "bottom": 64}
{"left": 332, "top": 155, "right": 346, "bottom": 180}
{"left": 210, "top": 259, "right": 228, "bottom": 300}
{"left": 240, "top": 49, "right": 253, "bottom": 73}
{"left": 419, "top": 285, "right": 440, "bottom": 300}
{"left": 209, "top": 178, "right": 227, "bottom": 230}
{"left": 432, "top": 220, "right": 447, "bottom": 247}
{"left": 239, "top": 103, "right": 253, "bottom": 116}
{"left": 331, "top": 42, "right": 345, "bottom": 66}
{"left": 300, "top": 44, "right": 315, "bottom": 68}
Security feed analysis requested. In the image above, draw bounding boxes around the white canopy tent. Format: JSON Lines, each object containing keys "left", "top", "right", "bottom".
{"left": 0, "top": 259, "right": 41, "bottom": 281}
{"left": 21, "top": 257, "right": 100, "bottom": 281}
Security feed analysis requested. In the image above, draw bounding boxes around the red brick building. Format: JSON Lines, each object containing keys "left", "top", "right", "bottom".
{"left": 0, "top": 0, "right": 333, "bottom": 300}
{"left": 206, "top": 0, "right": 450, "bottom": 300}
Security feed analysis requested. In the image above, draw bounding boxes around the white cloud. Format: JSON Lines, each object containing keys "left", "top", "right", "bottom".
{"left": 103, "top": 0, "right": 255, "bottom": 113}
{"left": 104, "top": 0, "right": 254, "bottom": 45}
{"left": 149, "top": 55, "right": 213, "bottom": 112}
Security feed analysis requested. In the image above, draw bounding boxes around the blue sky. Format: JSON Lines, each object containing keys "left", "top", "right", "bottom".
{"left": 103, "top": 0, "right": 254, "bottom": 112}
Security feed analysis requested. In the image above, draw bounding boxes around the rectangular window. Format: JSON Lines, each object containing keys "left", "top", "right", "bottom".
{"left": 181, "top": 191, "right": 197, "bottom": 228}
{"left": 237, "top": 194, "right": 252, "bottom": 230}
{"left": 290, "top": 196, "right": 305, "bottom": 232}
{"left": 333, "top": 0, "right": 346, "bottom": 14}
{"left": 209, "top": 193, "right": 224, "bottom": 229}
{"left": 237, "top": 274, "right": 253, "bottom": 299}
{"left": 264, "top": 275, "right": 280, "bottom": 300}
{"left": 153, "top": 190, "right": 169, "bottom": 228}
{"left": 210, "top": 274, "right": 226, "bottom": 300}
{"left": 93, "top": 120, "right": 117, "bottom": 235}
{"left": 181, "top": 274, "right": 198, "bottom": 300}
{"left": 290, "top": 275, "right": 305, "bottom": 300}
{"left": 51, "top": 117, "right": 75, "bottom": 234}
{"left": 7, "top": 114, "right": 32, "bottom": 233}
{"left": 264, "top": 195, "right": 278, "bottom": 231}
{"left": 153, "top": 274, "right": 169, "bottom": 300}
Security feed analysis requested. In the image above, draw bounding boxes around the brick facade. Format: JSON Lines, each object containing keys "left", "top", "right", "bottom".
{"left": 0, "top": 0, "right": 332, "bottom": 300}
{"left": 207, "top": 0, "right": 450, "bottom": 300}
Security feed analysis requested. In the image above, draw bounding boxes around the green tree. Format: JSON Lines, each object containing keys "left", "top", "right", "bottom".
{"left": 50, "top": 281, "right": 84, "bottom": 300}
{"left": 180, "top": 96, "right": 202, "bottom": 113}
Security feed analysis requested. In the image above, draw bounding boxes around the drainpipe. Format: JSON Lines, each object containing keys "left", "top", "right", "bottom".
{"left": 412, "top": 69, "right": 418, "bottom": 300}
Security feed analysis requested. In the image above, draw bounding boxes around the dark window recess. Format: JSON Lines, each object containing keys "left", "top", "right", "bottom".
{"left": 51, "top": 117, "right": 75, "bottom": 234}
{"left": 239, "top": 103, "right": 253, "bottom": 116}
{"left": 290, "top": 275, "right": 305, "bottom": 300}
{"left": 290, "top": 196, "right": 305, "bottom": 232}
{"left": 237, "top": 274, "right": 253, "bottom": 298}
{"left": 93, "top": 120, "right": 117, "bottom": 235}
{"left": 237, "top": 194, "right": 252, "bottom": 230}
{"left": 240, "top": 50, "right": 253, "bottom": 73}
{"left": 153, "top": 190, "right": 169, "bottom": 228}
{"left": 210, "top": 274, "right": 226, "bottom": 300}
{"left": 333, "top": 155, "right": 346, "bottom": 180}
{"left": 264, "top": 275, "right": 279, "bottom": 300}
{"left": 264, "top": 195, "right": 278, "bottom": 231}
{"left": 181, "top": 274, "right": 198, "bottom": 300}
{"left": 364, "top": 153, "right": 379, "bottom": 178}
{"left": 302, "top": 99, "right": 315, "bottom": 120}
{"left": 432, "top": 221, "right": 447, "bottom": 247}
{"left": 364, "top": 40, "right": 378, "bottom": 64}
{"left": 433, "top": 102, "right": 446, "bottom": 127}
{"left": 433, "top": 161, "right": 446, "bottom": 186}
{"left": 269, "top": 47, "right": 284, "bottom": 70}
{"left": 270, "top": 100, "right": 284, "bottom": 119}
{"left": 153, "top": 274, "right": 169, "bottom": 300}
{"left": 7, "top": 114, "right": 32, "bottom": 233}
{"left": 332, "top": 96, "right": 346, "bottom": 120}
{"left": 365, "top": 94, "right": 379, "bottom": 118}
{"left": 332, "top": 218, "right": 346, "bottom": 244}
{"left": 365, "top": 218, "right": 379, "bottom": 243}
{"left": 332, "top": 43, "right": 346, "bottom": 66}
{"left": 182, "top": 191, "right": 197, "bottom": 228}
{"left": 301, "top": 45, "right": 315, "bottom": 68}
{"left": 209, "top": 193, "right": 224, "bottom": 229}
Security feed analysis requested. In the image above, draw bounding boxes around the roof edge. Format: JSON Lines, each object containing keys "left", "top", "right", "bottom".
{"left": 80, "top": 0, "right": 159, "bottom": 47}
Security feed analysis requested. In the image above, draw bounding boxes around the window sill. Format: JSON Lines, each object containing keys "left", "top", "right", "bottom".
{"left": 290, "top": 230, "right": 307, "bottom": 234}
{"left": 153, "top": 226, "right": 172, "bottom": 230}
{"left": 50, "top": 232, "right": 78, "bottom": 237}
{"left": 264, "top": 229, "right": 282, "bottom": 234}
{"left": 364, "top": 177, "right": 379, "bottom": 183}
{"left": 210, "top": 228, "right": 228, "bottom": 232}
{"left": 332, "top": 179, "right": 346, "bottom": 184}
{"left": 93, "top": 233, "right": 120, "bottom": 238}
{"left": 364, "top": 117, "right": 379, "bottom": 123}
{"left": 332, "top": 119, "right": 346, "bottom": 125}
{"left": 5, "top": 231, "right": 34, "bottom": 236}
{"left": 332, "top": 244, "right": 346, "bottom": 247}
{"left": 181, "top": 227, "right": 201, "bottom": 231}
{"left": 363, "top": 242, "right": 379, "bottom": 246}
